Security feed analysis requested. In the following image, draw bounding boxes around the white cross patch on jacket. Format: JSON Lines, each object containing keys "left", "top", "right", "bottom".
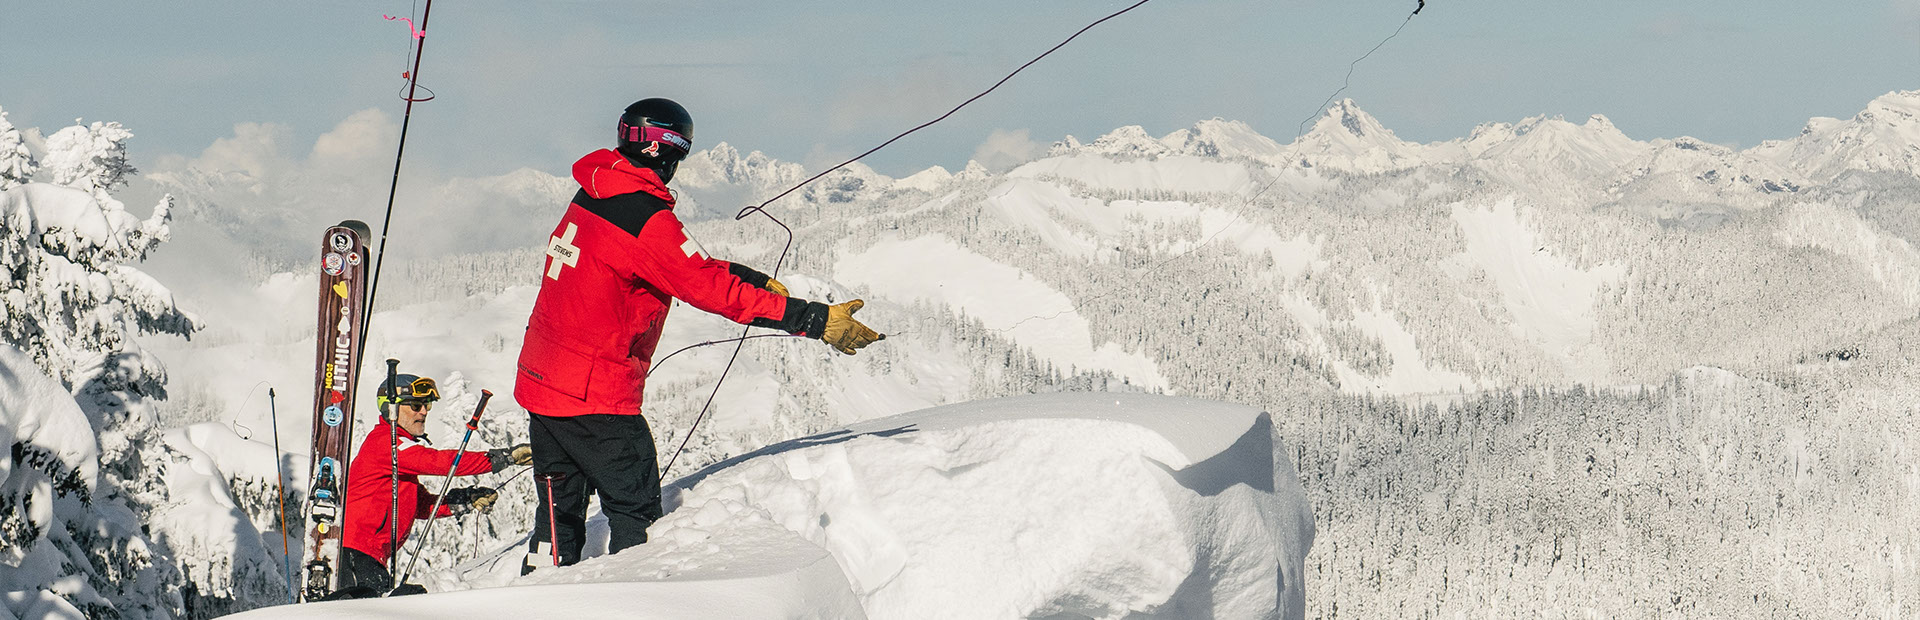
{"left": 547, "top": 223, "right": 581, "bottom": 280}
{"left": 680, "top": 233, "right": 707, "bottom": 259}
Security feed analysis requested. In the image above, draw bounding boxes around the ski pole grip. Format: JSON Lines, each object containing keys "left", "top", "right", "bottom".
{"left": 466, "top": 390, "right": 492, "bottom": 430}
{"left": 383, "top": 359, "right": 400, "bottom": 414}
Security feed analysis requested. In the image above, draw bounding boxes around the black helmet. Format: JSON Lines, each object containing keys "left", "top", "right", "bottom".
{"left": 616, "top": 98, "right": 693, "bottom": 182}
{"left": 376, "top": 373, "right": 439, "bottom": 410}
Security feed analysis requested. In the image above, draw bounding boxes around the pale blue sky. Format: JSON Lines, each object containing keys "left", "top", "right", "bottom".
{"left": 3, "top": 1, "right": 1916, "bottom": 178}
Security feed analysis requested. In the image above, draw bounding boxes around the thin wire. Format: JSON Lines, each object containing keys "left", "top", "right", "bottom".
{"left": 991, "top": 3, "right": 1426, "bottom": 339}
{"left": 647, "top": 333, "right": 805, "bottom": 379}
{"left": 496, "top": 465, "right": 531, "bottom": 487}
{"left": 394, "top": 83, "right": 436, "bottom": 103}
{"left": 360, "top": 0, "right": 435, "bottom": 361}
{"left": 1296, "top": 7, "right": 1418, "bottom": 137}
{"left": 230, "top": 380, "right": 272, "bottom": 439}
{"left": 737, "top": 0, "right": 1155, "bottom": 222}
{"left": 660, "top": 0, "right": 1157, "bottom": 481}
{"left": 660, "top": 218, "right": 795, "bottom": 480}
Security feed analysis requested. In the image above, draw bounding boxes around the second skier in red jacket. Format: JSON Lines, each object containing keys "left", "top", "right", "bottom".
{"left": 341, "top": 373, "right": 531, "bottom": 593}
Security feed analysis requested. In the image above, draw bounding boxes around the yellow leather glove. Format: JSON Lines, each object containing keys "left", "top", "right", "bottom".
{"left": 487, "top": 444, "right": 533, "bottom": 472}
{"left": 823, "top": 300, "right": 884, "bottom": 355}
{"left": 764, "top": 277, "right": 790, "bottom": 297}
{"left": 470, "top": 488, "right": 499, "bottom": 513}
{"left": 444, "top": 486, "right": 498, "bottom": 515}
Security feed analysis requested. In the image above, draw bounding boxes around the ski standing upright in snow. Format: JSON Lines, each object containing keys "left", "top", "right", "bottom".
{"left": 301, "top": 220, "right": 372, "bottom": 601}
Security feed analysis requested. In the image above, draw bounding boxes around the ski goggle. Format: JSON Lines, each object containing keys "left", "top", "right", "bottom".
{"left": 378, "top": 376, "right": 439, "bottom": 407}
{"left": 618, "top": 120, "right": 691, "bottom": 156}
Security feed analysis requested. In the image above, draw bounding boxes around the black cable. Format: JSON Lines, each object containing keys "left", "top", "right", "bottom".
{"left": 1296, "top": 5, "right": 1419, "bottom": 137}
{"left": 1000, "top": 2, "right": 1428, "bottom": 337}
{"left": 659, "top": 0, "right": 1156, "bottom": 482}
{"left": 660, "top": 214, "right": 795, "bottom": 480}
{"left": 737, "top": 0, "right": 1155, "bottom": 222}
{"left": 647, "top": 333, "right": 805, "bottom": 380}
{"left": 360, "top": 0, "right": 435, "bottom": 357}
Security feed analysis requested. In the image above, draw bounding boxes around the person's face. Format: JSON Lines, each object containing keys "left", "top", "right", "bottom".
{"left": 396, "top": 401, "right": 431, "bottom": 436}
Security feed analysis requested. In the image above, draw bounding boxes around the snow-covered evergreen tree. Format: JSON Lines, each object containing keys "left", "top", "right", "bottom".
{"left": 40, "top": 119, "right": 136, "bottom": 204}
{"left": 0, "top": 111, "right": 299, "bottom": 618}
{"left": 0, "top": 107, "right": 35, "bottom": 190}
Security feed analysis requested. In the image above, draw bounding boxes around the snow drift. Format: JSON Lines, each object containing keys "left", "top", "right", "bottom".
{"left": 231, "top": 393, "right": 1315, "bottom": 619}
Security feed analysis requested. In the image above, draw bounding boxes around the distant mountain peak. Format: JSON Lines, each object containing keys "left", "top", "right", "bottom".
{"left": 1282, "top": 99, "right": 1426, "bottom": 173}
{"left": 1304, "top": 99, "right": 1395, "bottom": 142}
{"left": 1048, "top": 135, "right": 1084, "bottom": 156}
{"left": 1860, "top": 89, "right": 1920, "bottom": 126}
{"left": 677, "top": 140, "right": 807, "bottom": 189}
{"left": 1088, "top": 125, "right": 1171, "bottom": 157}
{"left": 1607, "top": 134, "right": 1806, "bottom": 213}
{"left": 1748, "top": 89, "right": 1920, "bottom": 182}
{"left": 1475, "top": 112, "right": 1646, "bottom": 179}
{"left": 1161, "top": 118, "right": 1284, "bottom": 159}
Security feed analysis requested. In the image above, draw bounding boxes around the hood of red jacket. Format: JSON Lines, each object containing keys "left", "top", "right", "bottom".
{"left": 573, "top": 149, "right": 675, "bottom": 204}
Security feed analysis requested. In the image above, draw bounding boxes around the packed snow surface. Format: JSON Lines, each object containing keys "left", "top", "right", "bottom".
{"left": 229, "top": 392, "right": 1314, "bottom": 619}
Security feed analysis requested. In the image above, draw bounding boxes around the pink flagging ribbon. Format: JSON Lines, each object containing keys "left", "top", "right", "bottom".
{"left": 383, "top": 14, "right": 425, "bottom": 39}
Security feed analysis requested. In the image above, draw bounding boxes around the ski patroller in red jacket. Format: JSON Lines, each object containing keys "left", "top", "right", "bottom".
{"left": 516, "top": 149, "right": 819, "bottom": 417}
{"left": 342, "top": 417, "right": 493, "bottom": 564}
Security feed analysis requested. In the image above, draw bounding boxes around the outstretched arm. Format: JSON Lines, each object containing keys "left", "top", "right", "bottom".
{"left": 395, "top": 441, "right": 493, "bottom": 477}
{"left": 624, "top": 210, "right": 885, "bottom": 353}
{"left": 622, "top": 209, "right": 789, "bottom": 325}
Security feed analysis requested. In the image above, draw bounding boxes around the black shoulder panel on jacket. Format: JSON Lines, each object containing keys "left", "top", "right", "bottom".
{"left": 573, "top": 188, "right": 670, "bottom": 237}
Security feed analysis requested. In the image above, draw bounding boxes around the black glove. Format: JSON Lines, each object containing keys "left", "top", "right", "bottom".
{"left": 441, "top": 486, "right": 498, "bottom": 515}
{"left": 487, "top": 443, "right": 533, "bottom": 473}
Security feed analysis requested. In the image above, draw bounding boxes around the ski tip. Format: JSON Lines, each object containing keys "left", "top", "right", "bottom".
{"left": 337, "top": 220, "right": 373, "bottom": 238}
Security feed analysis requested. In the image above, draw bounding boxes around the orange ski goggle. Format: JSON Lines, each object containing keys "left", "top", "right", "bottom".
{"left": 378, "top": 376, "right": 439, "bottom": 407}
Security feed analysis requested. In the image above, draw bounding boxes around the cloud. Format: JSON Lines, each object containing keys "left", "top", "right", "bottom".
{"left": 971, "top": 128, "right": 1041, "bottom": 172}
{"left": 308, "top": 108, "right": 396, "bottom": 173}
{"left": 179, "top": 121, "right": 294, "bottom": 182}
{"left": 140, "top": 109, "right": 564, "bottom": 276}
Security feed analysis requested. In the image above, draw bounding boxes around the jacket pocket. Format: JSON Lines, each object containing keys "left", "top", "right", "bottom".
{"left": 518, "top": 328, "right": 594, "bottom": 401}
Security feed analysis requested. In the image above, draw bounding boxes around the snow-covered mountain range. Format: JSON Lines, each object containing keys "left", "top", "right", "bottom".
{"left": 648, "top": 90, "right": 1920, "bottom": 395}
{"left": 6, "top": 89, "right": 1920, "bottom": 618}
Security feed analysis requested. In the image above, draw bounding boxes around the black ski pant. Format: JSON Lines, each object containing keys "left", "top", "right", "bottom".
{"left": 326, "top": 547, "right": 426, "bottom": 598}
{"left": 337, "top": 547, "right": 392, "bottom": 593}
{"left": 526, "top": 412, "right": 663, "bottom": 569}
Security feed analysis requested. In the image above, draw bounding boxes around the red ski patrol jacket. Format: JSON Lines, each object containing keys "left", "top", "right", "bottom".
{"left": 342, "top": 417, "right": 492, "bottom": 564}
{"left": 515, "top": 149, "right": 803, "bottom": 417}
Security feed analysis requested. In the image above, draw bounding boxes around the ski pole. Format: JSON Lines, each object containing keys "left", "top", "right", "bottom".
{"left": 540, "top": 473, "right": 562, "bottom": 567}
{"left": 393, "top": 390, "right": 493, "bottom": 591}
{"left": 360, "top": 0, "right": 435, "bottom": 355}
{"left": 268, "top": 388, "right": 294, "bottom": 603}
{"left": 384, "top": 359, "right": 401, "bottom": 580}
